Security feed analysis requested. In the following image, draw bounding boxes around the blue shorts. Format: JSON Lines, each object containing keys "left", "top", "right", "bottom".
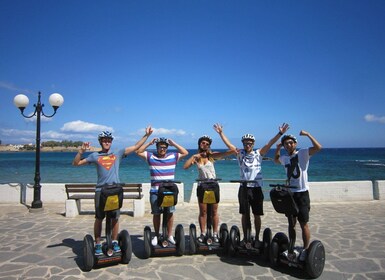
{"left": 150, "top": 192, "right": 176, "bottom": 214}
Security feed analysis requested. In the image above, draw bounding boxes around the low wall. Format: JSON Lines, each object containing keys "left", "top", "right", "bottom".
{"left": 0, "top": 182, "right": 185, "bottom": 207}
{"left": 188, "top": 180, "right": 383, "bottom": 203}
{"left": 0, "top": 181, "right": 383, "bottom": 206}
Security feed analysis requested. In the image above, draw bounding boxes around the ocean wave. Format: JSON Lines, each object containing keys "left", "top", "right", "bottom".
{"left": 363, "top": 163, "right": 385, "bottom": 167}
{"left": 356, "top": 160, "right": 380, "bottom": 163}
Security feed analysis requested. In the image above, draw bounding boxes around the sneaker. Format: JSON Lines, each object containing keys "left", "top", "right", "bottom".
{"left": 168, "top": 236, "right": 176, "bottom": 245}
{"left": 151, "top": 236, "right": 158, "bottom": 246}
{"left": 299, "top": 249, "right": 307, "bottom": 261}
{"left": 213, "top": 233, "right": 219, "bottom": 243}
{"left": 95, "top": 244, "right": 103, "bottom": 255}
{"left": 197, "top": 234, "right": 206, "bottom": 243}
{"left": 112, "top": 240, "right": 121, "bottom": 252}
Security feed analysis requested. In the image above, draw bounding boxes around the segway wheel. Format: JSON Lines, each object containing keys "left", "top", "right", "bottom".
{"left": 219, "top": 223, "right": 228, "bottom": 248}
{"left": 119, "top": 230, "right": 132, "bottom": 264}
{"left": 189, "top": 224, "right": 197, "bottom": 255}
{"left": 269, "top": 240, "right": 279, "bottom": 267}
{"left": 262, "top": 228, "right": 272, "bottom": 261}
{"left": 83, "top": 234, "right": 95, "bottom": 272}
{"left": 175, "top": 224, "right": 185, "bottom": 256}
{"left": 273, "top": 232, "right": 289, "bottom": 253}
{"left": 143, "top": 226, "right": 152, "bottom": 259}
{"left": 306, "top": 240, "right": 325, "bottom": 279}
{"left": 228, "top": 225, "right": 240, "bottom": 257}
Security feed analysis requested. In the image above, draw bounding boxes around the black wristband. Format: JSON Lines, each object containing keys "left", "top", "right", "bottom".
{"left": 278, "top": 132, "right": 283, "bottom": 135}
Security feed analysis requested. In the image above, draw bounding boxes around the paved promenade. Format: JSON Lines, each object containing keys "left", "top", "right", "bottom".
{"left": 0, "top": 200, "right": 384, "bottom": 279}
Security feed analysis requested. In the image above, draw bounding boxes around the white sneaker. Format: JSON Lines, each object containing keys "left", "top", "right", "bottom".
{"left": 168, "top": 236, "right": 176, "bottom": 245}
{"left": 299, "top": 249, "right": 307, "bottom": 261}
{"left": 151, "top": 236, "right": 158, "bottom": 246}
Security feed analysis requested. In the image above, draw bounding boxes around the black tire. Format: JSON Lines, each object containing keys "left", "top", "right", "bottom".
{"left": 83, "top": 234, "right": 95, "bottom": 272}
{"left": 175, "top": 224, "right": 185, "bottom": 256}
{"left": 306, "top": 240, "right": 325, "bottom": 279}
{"left": 230, "top": 225, "right": 240, "bottom": 248}
{"left": 143, "top": 226, "right": 152, "bottom": 259}
{"left": 273, "top": 232, "right": 289, "bottom": 253}
{"left": 189, "top": 224, "right": 197, "bottom": 255}
{"left": 219, "top": 223, "right": 228, "bottom": 249}
{"left": 119, "top": 230, "right": 132, "bottom": 264}
{"left": 228, "top": 225, "right": 240, "bottom": 257}
{"left": 269, "top": 241, "right": 279, "bottom": 267}
{"left": 262, "top": 228, "right": 272, "bottom": 261}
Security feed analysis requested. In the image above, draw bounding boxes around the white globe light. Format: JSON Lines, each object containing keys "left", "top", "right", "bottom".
{"left": 13, "top": 94, "right": 30, "bottom": 108}
{"left": 49, "top": 93, "right": 64, "bottom": 107}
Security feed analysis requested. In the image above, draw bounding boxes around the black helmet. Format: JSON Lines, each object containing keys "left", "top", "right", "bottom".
{"left": 155, "top": 137, "right": 169, "bottom": 147}
{"left": 281, "top": 134, "right": 297, "bottom": 145}
{"left": 198, "top": 135, "right": 212, "bottom": 146}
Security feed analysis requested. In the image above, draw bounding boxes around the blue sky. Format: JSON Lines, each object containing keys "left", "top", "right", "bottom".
{"left": 1, "top": 0, "right": 385, "bottom": 149}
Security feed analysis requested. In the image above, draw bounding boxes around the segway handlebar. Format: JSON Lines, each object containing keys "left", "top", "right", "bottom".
{"left": 152, "top": 179, "right": 182, "bottom": 184}
{"left": 230, "top": 179, "right": 259, "bottom": 184}
{"left": 195, "top": 178, "right": 222, "bottom": 182}
{"left": 269, "top": 183, "right": 298, "bottom": 189}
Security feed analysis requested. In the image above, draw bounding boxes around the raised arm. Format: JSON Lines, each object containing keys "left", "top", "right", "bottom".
{"left": 260, "top": 123, "right": 289, "bottom": 156}
{"left": 168, "top": 139, "right": 189, "bottom": 159}
{"left": 136, "top": 137, "right": 157, "bottom": 159}
{"left": 124, "top": 125, "right": 153, "bottom": 156}
{"left": 72, "top": 142, "right": 90, "bottom": 166}
{"left": 213, "top": 123, "right": 237, "bottom": 152}
{"left": 274, "top": 143, "right": 283, "bottom": 164}
{"left": 300, "top": 130, "right": 322, "bottom": 156}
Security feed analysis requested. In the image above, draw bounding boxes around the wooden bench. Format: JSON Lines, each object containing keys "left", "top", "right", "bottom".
{"left": 64, "top": 183, "right": 145, "bottom": 218}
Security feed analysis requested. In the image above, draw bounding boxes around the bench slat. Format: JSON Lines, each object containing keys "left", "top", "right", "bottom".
{"left": 65, "top": 183, "right": 143, "bottom": 200}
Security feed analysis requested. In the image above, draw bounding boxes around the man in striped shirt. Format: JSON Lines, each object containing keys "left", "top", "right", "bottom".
{"left": 136, "top": 137, "right": 188, "bottom": 246}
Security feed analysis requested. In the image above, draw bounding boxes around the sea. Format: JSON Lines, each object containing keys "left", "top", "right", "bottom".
{"left": 1, "top": 148, "right": 385, "bottom": 199}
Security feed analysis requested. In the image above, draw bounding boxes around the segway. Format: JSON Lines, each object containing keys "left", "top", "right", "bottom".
{"left": 189, "top": 178, "right": 228, "bottom": 254}
{"left": 83, "top": 183, "right": 132, "bottom": 271}
{"left": 143, "top": 180, "right": 185, "bottom": 258}
{"left": 228, "top": 180, "right": 271, "bottom": 260}
{"left": 268, "top": 184, "right": 325, "bottom": 279}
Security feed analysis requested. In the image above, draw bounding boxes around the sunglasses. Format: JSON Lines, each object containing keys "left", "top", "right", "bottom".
{"left": 200, "top": 141, "right": 210, "bottom": 146}
{"left": 158, "top": 146, "right": 168, "bottom": 150}
{"left": 243, "top": 142, "right": 254, "bottom": 146}
{"left": 284, "top": 141, "right": 295, "bottom": 145}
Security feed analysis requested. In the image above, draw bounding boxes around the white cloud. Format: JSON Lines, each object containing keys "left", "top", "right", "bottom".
{"left": 364, "top": 114, "right": 385, "bottom": 124}
{"left": 134, "top": 127, "right": 186, "bottom": 136}
{"left": 61, "top": 120, "right": 114, "bottom": 133}
{"left": 0, "top": 81, "right": 30, "bottom": 93}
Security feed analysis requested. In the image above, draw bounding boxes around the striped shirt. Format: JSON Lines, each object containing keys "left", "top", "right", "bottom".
{"left": 145, "top": 151, "right": 180, "bottom": 192}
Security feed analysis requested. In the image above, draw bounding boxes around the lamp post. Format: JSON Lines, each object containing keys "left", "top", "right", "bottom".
{"left": 13, "top": 92, "right": 64, "bottom": 210}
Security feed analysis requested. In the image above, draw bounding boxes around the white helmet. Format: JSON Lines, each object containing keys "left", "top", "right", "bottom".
{"left": 241, "top": 133, "right": 255, "bottom": 142}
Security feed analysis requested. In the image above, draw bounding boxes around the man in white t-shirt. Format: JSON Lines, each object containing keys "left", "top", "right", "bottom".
{"left": 274, "top": 130, "right": 322, "bottom": 261}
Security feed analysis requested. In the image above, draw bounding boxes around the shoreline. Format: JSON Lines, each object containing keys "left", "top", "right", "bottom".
{"left": 0, "top": 145, "right": 100, "bottom": 152}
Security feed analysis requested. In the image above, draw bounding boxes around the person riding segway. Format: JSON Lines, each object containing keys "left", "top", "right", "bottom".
{"left": 83, "top": 183, "right": 132, "bottom": 271}
{"left": 189, "top": 178, "right": 228, "bottom": 254}
{"left": 143, "top": 180, "right": 185, "bottom": 258}
{"left": 268, "top": 183, "right": 325, "bottom": 278}
{"left": 228, "top": 179, "right": 271, "bottom": 260}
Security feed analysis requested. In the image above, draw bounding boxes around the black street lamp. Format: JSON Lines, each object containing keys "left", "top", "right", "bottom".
{"left": 13, "top": 92, "right": 64, "bottom": 210}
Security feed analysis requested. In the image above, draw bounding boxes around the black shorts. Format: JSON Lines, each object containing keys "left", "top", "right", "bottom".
{"left": 197, "top": 182, "right": 220, "bottom": 204}
{"left": 95, "top": 190, "right": 120, "bottom": 220}
{"left": 292, "top": 191, "right": 311, "bottom": 223}
{"left": 238, "top": 187, "right": 264, "bottom": 215}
